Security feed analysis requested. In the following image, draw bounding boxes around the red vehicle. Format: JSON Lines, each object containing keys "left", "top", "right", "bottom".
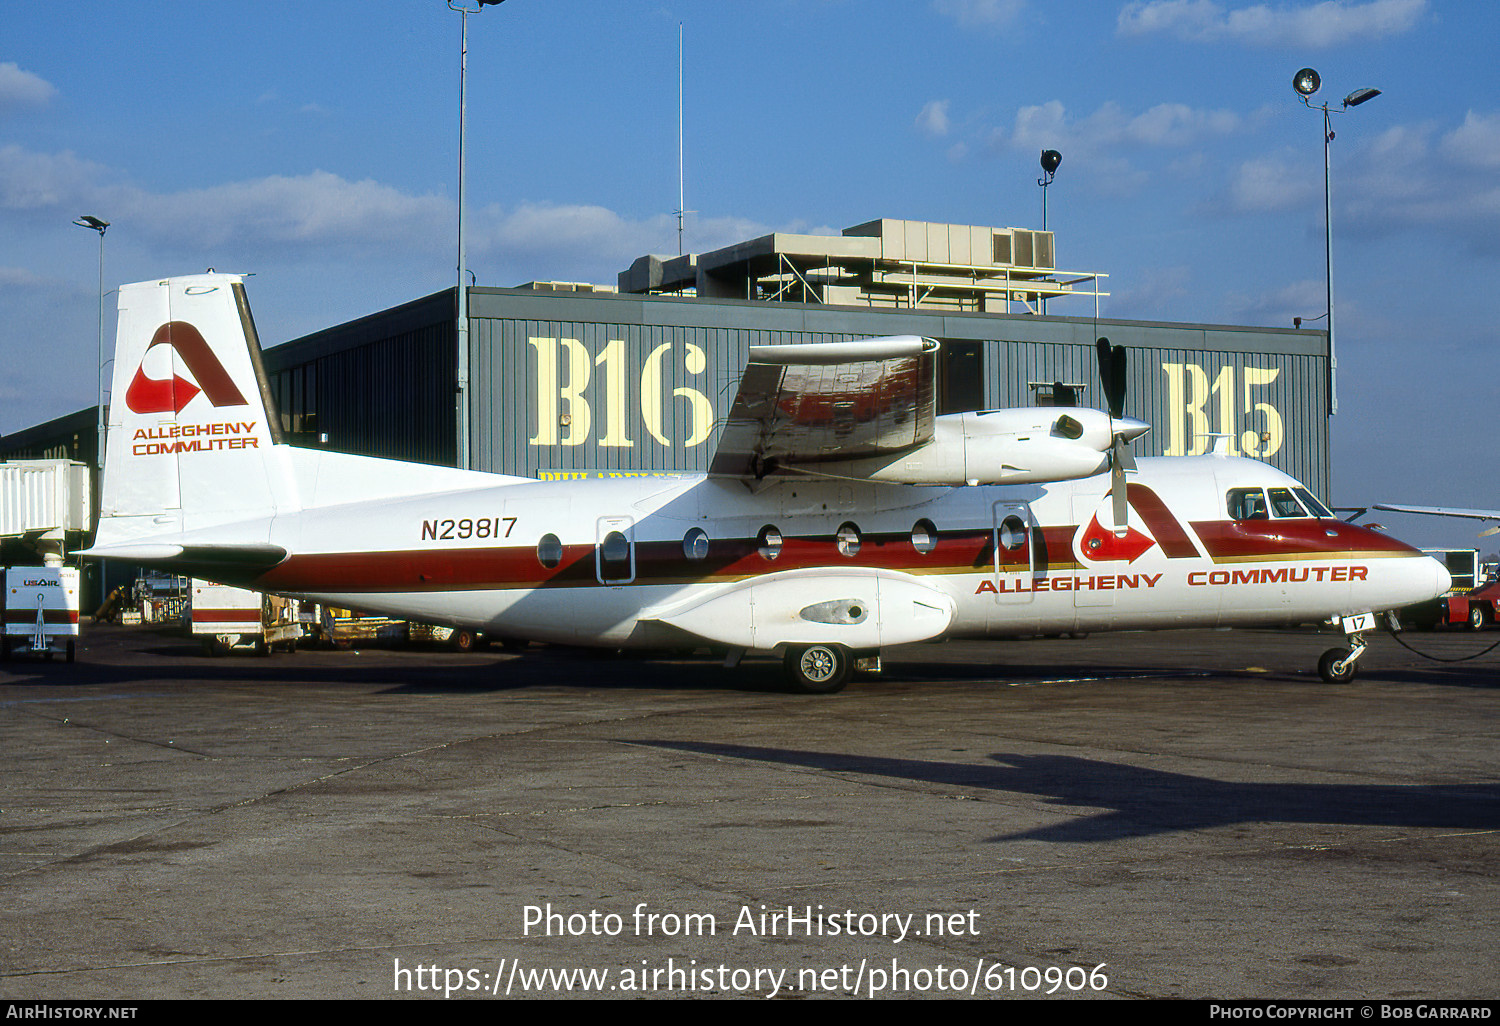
{"left": 1440, "top": 575, "right": 1499, "bottom": 630}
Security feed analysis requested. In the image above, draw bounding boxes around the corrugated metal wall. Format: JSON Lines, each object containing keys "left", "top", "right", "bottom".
{"left": 472, "top": 316, "right": 872, "bottom": 477}
{"left": 254, "top": 288, "right": 1328, "bottom": 497}
{"left": 988, "top": 338, "right": 1328, "bottom": 495}
{"left": 463, "top": 290, "right": 1329, "bottom": 496}
{"left": 266, "top": 297, "right": 456, "bottom": 467}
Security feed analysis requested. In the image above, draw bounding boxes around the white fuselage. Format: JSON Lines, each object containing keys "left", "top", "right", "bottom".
{"left": 235, "top": 451, "right": 1447, "bottom": 651}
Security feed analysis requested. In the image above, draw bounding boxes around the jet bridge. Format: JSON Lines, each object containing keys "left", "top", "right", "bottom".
{"left": 1, "top": 459, "right": 92, "bottom": 564}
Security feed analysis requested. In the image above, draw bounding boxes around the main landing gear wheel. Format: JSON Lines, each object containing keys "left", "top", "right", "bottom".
{"left": 1318, "top": 648, "right": 1358, "bottom": 683}
{"left": 450, "top": 629, "right": 479, "bottom": 652}
{"left": 783, "top": 644, "right": 852, "bottom": 694}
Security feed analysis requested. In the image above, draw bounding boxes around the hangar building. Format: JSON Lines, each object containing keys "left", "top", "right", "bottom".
{"left": 257, "top": 218, "right": 1330, "bottom": 496}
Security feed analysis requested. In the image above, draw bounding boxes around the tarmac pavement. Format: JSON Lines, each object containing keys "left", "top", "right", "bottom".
{"left": 1, "top": 623, "right": 1497, "bottom": 1000}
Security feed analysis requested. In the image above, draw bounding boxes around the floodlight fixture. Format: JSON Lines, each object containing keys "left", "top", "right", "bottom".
{"left": 73, "top": 215, "right": 109, "bottom": 235}
{"left": 1035, "top": 150, "right": 1063, "bottom": 314}
{"left": 1289, "top": 68, "right": 1382, "bottom": 422}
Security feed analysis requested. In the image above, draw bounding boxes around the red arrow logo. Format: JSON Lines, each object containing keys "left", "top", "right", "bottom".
{"left": 125, "top": 366, "right": 201, "bottom": 414}
{"left": 1079, "top": 514, "right": 1156, "bottom": 564}
{"left": 124, "top": 322, "right": 246, "bottom": 415}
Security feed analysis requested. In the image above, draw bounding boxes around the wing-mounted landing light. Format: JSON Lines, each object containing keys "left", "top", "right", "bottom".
{"left": 1095, "top": 336, "right": 1149, "bottom": 535}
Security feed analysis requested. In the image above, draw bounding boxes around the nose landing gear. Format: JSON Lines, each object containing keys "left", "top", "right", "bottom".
{"left": 1318, "top": 611, "right": 1375, "bottom": 683}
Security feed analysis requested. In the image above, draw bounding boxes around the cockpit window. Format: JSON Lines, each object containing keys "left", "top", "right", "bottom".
{"left": 1293, "top": 487, "right": 1334, "bottom": 518}
{"left": 1227, "top": 488, "right": 1269, "bottom": 521}
{"left": 1268, "top": 488, "right": 1307, "bottom": 518}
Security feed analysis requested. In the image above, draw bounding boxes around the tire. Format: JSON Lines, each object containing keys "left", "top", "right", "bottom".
{"left": 783, "top": 643, "right": 852, "bottom": 694}
{"left": 1318, "top": 647, "right": 1357, "bottom": 684}
{"left": 451, "top": 629, "right": 478, "bottom": 652}
{"left": 1468, "top": 605, "right": 1486, "bottom": 631}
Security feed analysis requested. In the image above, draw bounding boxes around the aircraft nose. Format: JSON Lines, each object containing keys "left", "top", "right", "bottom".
{"left": 1112, "top": 416, "right": 1151, "bottom": 443}
{"left": 1429, "top": 555, "right": 1453, "bottom": 598}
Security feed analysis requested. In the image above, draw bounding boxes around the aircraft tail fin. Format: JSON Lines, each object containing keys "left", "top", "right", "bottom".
{"left": 96, "top": 273, "right": 290, "bottom": 547}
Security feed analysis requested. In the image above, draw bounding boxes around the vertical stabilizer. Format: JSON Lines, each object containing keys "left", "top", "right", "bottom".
{"left": 99, "top": 274, "right": 288, "bottom": 545}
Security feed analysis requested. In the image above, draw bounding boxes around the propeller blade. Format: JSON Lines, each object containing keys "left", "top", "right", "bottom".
{"left": 1095, "top": 337, "right": 1126, "bottom": 419}
{"left": 1098, "top": 336, "right": 1135, "bottom": 534}
{"left": 1111, "top": 442, "right": 1129, "bottom": 535}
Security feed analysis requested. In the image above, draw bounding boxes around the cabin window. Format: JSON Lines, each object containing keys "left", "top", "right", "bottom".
{"left": 998, "top": 515, "right": 1028, "bottom": 551}
{"left": 836, "top": 523, "right": 862, "bottom": 558}
{"left": 911, "top": 519, "right": 938, "bottom": 554}
{"left": 1268, "top": 488, "right": 1307, "bottom": 518}
{"left": 757, "top": 525, "right": 783, "bottom": 561}
{"left": 1294, "top": 487, "right": 1334, "bottom": 518}
{"left": 537, "top": 533, "right": 563, "bottom": 568}
{"left": 683, "top": 528, "right": 709, "bottom": 561}
{"left": 600, "top": 531, "right": 629, "bottom": 564}
{"left": 1227, "top": 488, "right": 1269, "bottom": 521}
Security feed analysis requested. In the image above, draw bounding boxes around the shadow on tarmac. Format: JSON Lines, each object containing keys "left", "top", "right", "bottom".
{"left": 629, "top": 739, "right": 1500, "bottom": 842}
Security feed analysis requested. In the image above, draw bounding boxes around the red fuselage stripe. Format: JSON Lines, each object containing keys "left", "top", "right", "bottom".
{"left": 246, "top": 520, "right": 1420, "bottom": 594}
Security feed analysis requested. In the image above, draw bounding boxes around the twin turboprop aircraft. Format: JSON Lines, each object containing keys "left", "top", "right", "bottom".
{"left": 81, "top": 274, "right": 1450, "bottom": 691}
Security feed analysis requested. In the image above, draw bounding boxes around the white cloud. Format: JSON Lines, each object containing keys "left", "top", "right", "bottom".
{"left": 1440, "top": 110, "right": 1500, "bottom": 170}
{"left": 128, "top": 171, "right": 452, "bottom": 249}
{"left": 1117, "top": 0, "right": 1427, "bottom": 48}
{"left": 1225, "top": 277, "right": 1329, "bottom": 327}
{"left": 933, "top": 0, "right": 1028, "bottom": 29}
{"left": 915, "top": 99, "right": 952, "bottom": 138}
{"left": 0, "top": 141, "right": 790, "bottom": 288}
{"left": 471, "top": 201, "right": 773, "bottom": 280}
{"left": 1209, "top": 115, "right": 1500, "bottom": 259}
{"left": 0, "top": 266, "right": 47, "bottom": 289}
{"left": 1220, "top": 151, "right": 1320, "bottom": 213}
{"left": 1004, "top": 99, "right": 1241, "bottom": 157}
{"left": 0, "top": 145, "right": 450, "bottom": 250}
{"left": 1116, "top": 265, "right": 1194, "bottom": 317}
{"left": 0, "top": 146, "right": 107, "bottom": 209}
{"left": 0, "top": 63, "right": 56, "bottom": 114}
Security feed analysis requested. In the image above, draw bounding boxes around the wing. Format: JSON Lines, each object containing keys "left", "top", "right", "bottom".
{"left": 1374, "top": 504, "right": 1500, "bottom": 538}
{"left": 708, "top": 336, "right": 940, "bottom": 479}
{"left": 1374, "top": 504, "right": 1500, "bottom": 522}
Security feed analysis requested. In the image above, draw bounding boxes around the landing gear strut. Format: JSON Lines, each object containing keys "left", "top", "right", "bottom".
{"left": 1318, "top": 612, "right": 1374, "bottom": 683}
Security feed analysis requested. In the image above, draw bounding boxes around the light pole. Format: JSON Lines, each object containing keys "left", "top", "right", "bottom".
{"left": 73, "top": 214, "right": 109, "bottom": 609}
{"left": 448, "top": 0, "right": 507, "bottom": 470}
{"left": 1036, "top": 149, "right": 1061, "bottom": 314}
{"left": 1293, "top": 68, "right": 1380, "bottom": 417}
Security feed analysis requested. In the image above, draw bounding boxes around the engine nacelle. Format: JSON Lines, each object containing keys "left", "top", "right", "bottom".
{"left": 818, "top": 408, "right": 1145, "bottom": 487}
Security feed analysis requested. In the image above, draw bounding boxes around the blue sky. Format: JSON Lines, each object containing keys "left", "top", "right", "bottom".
{"left": 2, "top": 0, "right": 1497, "bottom": 551}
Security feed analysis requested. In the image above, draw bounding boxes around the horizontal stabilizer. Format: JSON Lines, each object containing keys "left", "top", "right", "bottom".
{"left": 80, "top": 542, "right": 288, "bottom": 573}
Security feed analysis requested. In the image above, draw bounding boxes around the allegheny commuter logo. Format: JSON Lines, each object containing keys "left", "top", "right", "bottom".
{"left": 124, "top": 322, "right": 248, "bottom": 414}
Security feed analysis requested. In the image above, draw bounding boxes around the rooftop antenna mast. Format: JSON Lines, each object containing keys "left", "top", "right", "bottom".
{"left": 674, "top": 23, "right": 694, "bottom": 255}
